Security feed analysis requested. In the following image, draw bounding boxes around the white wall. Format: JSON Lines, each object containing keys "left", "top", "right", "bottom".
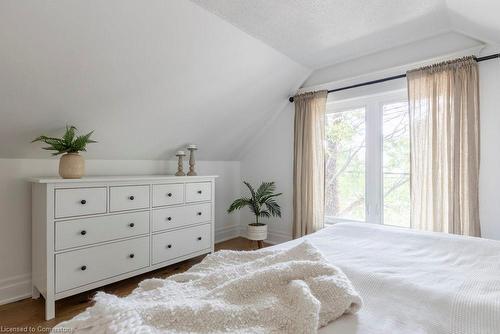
{"left": 0, "top": 0, "right": 311, "bottom": 307}
{"left": 478, "top": 58, "right": 500, "bottom": 240}
{"left": 0, "top": 0, "right": 309, "bottom": 161}
{"left": 239, "top": 104, "right": 295, "bottom": 244}
{"left": 304, "top": 32, "right": 482, "bottom": 87}
{"left": 0, "top": 158, "right": 240, "bottom": 304}
{"left": 0, "top": 0, "right": 312, "bottom": 307}
{"left": 240, "top": 47, "right": 500, "bottom": 243}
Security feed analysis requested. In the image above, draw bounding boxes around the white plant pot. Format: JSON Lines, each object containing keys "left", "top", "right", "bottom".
{"left": 247, "top": 224, "right": 267, "bottom": 241}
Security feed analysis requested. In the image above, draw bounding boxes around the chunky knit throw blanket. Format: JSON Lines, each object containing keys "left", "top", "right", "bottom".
{"left": 53, "top": 241, "right": 362, "bottom": 333}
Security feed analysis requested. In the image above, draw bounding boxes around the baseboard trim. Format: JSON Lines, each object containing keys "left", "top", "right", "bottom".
{"left": 0, "top": 273, "right": 31, "bottom": 306}
{"left": 215, "top": 225, "right": 241, "bottom": 243}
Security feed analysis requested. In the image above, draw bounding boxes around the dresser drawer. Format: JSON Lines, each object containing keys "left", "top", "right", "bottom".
{"left": 152, "top": 224, "right": 211, "bottom": 265}
{"left": 55, "top": 187, "right": 107, "bottom": 219}
{"left": 109, "top": 185, "right": 149, "bottom": 212}
{"left": 152, "top": 203, "right": 211, "bottom": 232}
{"left": 55, "top": 211, "right": 150, "bottom": 251}
{"left": 185, "top": 182, "right": 212, "bottom": 203}
{"left": 55, "top": 236, "right": 149, "bottom": 293}
{"left": 152, "top": 183, "right": 184, "bottom": 207}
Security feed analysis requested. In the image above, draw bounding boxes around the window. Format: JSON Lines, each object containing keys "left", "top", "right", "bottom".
{"left": 325, "top": 90, "right": 411, "bottom": 227}
{"left": 325, "top": 107, "right": 366, "bottom": 221}
{"left": 382, "top": 102, "right": 410, "bottom": 227}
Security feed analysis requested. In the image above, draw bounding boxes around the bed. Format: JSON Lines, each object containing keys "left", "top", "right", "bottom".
{"left": 272, "top": 222, "right": 500, "bottom": 334}
{"left": 55, "top": 222, "right": 500, "bottom": 333}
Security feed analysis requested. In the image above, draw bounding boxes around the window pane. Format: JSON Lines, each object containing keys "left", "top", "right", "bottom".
{"left": 382, "top": 102, "right": 410, "bottom": 227}
{"left": 325, "top": 107, "right": 366, "bottom": 221}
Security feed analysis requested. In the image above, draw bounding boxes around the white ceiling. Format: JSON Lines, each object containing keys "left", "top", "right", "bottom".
{"left": 304, "top": 31, "right": 484, "bottom": 87}
{"left": 191, "top": 0, "right": 500, "bottom": 69}
{"left": 0, "top": 0, "right": 309, "bottom": 160}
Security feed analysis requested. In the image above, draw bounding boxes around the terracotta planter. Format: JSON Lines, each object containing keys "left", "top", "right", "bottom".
{"left": 247, "top": 223, "right": 267, "bottom": 241}
{"left": 59, "top": 153, "right": 85, "bottom": 179}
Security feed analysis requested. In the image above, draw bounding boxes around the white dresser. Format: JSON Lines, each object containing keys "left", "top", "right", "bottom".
{"left": 30, "top": 175, "right": 217, "bottom": 320}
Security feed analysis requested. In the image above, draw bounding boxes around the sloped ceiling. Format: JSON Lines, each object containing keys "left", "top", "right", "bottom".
{"left": 304, "top": 31, "right": 484, "bottom": 87}
{"left": 0, "top": 0, "right": 310, "bottom": 160}
{"left": 446, "top": 0, "right": 500, "bottom": 45}
{"left": 191, "top": 0, "right": 500, "bottom": 69}
{"left": 1, "top": 1, "right": 498, "bottom": 161}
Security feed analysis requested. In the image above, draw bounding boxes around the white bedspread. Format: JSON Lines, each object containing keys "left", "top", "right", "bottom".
{"left": 272, "top": 223, "right": 500, "bottom": 334}
{"left": 53, "top": 241, "right": 362, "bottom": 333}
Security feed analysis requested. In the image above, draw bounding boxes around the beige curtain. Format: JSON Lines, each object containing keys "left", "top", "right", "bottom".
{"left": 293, "top": 90, "right": 328, "bottom": 238}
{"left": 407, "top": 56, "right": 481, "bottom": 236}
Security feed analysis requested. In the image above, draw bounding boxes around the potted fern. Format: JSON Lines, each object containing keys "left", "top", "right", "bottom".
{"left": 32, "top": 125, "right": 96, "bottom": 179}
{"left": 228, "top": 181, "right": 282, "bottom": 245}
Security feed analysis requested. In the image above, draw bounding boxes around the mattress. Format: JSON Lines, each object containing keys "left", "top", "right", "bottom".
{"left": 270, "top": 222, "right": 500, "bottom": 334}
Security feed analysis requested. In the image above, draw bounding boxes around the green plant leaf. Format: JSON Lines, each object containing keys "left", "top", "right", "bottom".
{"left": 43, "top": 139, "right": 67, "bottom": 152}
{"left": 63, "top": 125, "right": 77, "bottom": 145}
{"left": 259, "top": 192, "right": 283, "bottom": 204}
{"left": 31, "top": 127, "right": 96, "bottom": 156}
{"left": 258, "top": 210, "right": 271, "bottom": 218}
{"left": 243, "top": 181, "right": 260, "bottom": 215}
{"left": 256, "top": 182, "right": 276, "bottom": 200}
{"left": 31, "top": 135, "right": 64, "bottom": 143}
{"left": 227, "top": 198, "right": 252, "bottom": 213}
{"left": 70, "top": 131, "right": 95, "bottom": 153}
{"left": 243, "top": 181, "right": 257, "bottom": 201}
{"left": 264, "top": 199, "right": 282, "bottom": 218}
{"left": 227, "top": 181, "right": 282, "bottom": 221}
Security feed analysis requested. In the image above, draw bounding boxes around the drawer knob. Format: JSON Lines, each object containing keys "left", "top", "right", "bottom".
{"left": 197, "top": 190, "right": 202, "bottom": 194}
{"left": 197, "top": 212, "right": 202, "bottom": 216}
{"left": 80, "top": 200, "right": 86, "bottom": 205}
{"left": 129, "top": 196, "right": 135, "bottom": 200}
{"left": 167, "top": 217, "right": 172, "bottom": 221}
{"left": 81, "top": 265, "right": 87, "bottom": 271}
{"left": 167, "top": 244, "right": 172, "bottom": 248}
{"left": 129, "top": 223, "right": 135, "bottom": 228}
{"left": 80, "top": 230, "right": 87, "bottom": 235}
{"left": 197, "top": 236, "right": 202, "bottom": 241}
{"left": 167, "top": 193, "right": 172, "bottom": 197}
{"left": 129, "top": 253, "right": 135, "bottom": 258}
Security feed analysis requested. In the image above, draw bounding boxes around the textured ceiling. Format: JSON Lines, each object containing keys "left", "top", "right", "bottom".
{"left": 0, "top": 0, "right": 309, "bottom": 160}
{"left": 191, "top": 0, "right": 500, "bottom": 69}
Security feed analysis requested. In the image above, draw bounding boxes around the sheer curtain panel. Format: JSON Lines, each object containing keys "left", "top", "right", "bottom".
{"left": 407, "top": 57, "right": 480, "bottom": 236}
{"left": 293, "top": 90, "right": 328, "bottom": 238}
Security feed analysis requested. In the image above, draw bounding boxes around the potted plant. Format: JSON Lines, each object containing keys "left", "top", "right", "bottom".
{"left": 32, "top": 125, "right": 97, "bottom": 179}
{"left": 228, "top": 181, "right": 282, "bottom": 246}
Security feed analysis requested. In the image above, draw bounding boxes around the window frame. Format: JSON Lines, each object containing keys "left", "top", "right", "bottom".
{"left": 324, "top": 89, "right": 408, "bottom": 226}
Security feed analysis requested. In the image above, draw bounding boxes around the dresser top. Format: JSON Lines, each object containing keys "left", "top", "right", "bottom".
{"left": 28, "top": 175, "right": 218, "bottom": 184}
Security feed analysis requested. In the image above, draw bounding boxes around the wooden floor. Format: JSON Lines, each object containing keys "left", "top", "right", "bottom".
{"left": 0, "top": 237, "right": 264, "bottom": 332}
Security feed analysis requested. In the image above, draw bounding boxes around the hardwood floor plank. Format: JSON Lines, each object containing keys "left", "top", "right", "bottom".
{"left": 0, "top": 237, "right": 265, "bottom": 332}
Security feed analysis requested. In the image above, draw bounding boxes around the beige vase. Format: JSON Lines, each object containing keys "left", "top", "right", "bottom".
{"left": 59, "top": 153, "right": 85, "bottom": 179}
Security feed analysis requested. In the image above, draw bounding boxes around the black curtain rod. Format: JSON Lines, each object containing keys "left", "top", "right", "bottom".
{"left": 289, "top": 53, "right": 500, "bottom": 103}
